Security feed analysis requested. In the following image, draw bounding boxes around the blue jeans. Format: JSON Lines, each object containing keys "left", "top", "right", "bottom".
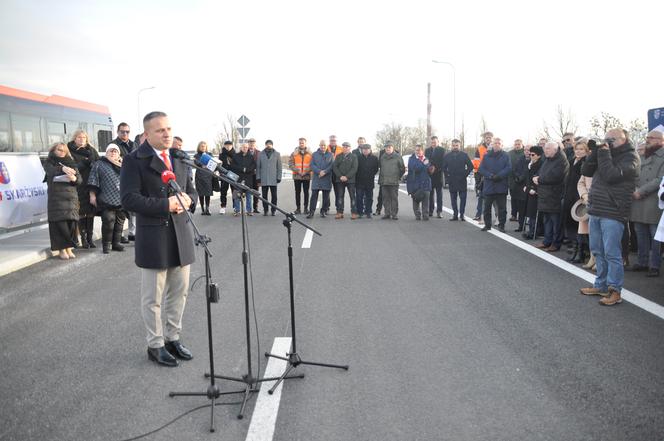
{"left": 589, "top": 215, "right": 625, "bottom": 292}
{"left": 449, "top": 191, "right": 467, "bottom": 217}
{"left": 355, "top": 186, "right": 374, "bottom": 215}
{"left": 634, "top": 222, "right": 661, "bottom": 270}
{"left": 233, "top": 191, "right": 252, "bottom": 213}
{"left": 543, "top": 212, "right": 561, "bottom": 248}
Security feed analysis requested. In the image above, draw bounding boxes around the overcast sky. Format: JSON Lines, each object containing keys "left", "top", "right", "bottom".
{"left": 1, "top": 0, "right": 662, "bottom": 151}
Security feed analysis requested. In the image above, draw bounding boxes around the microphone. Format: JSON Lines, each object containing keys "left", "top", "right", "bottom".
{"left": 199, "top": 153, "right": 240, "bottom": 182}
{"left": 161, "top": 170, "right": 183, "bottom": 194}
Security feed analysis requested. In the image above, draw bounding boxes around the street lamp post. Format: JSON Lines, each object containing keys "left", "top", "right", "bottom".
{"left": 431, "top": 60, "right": 456, "bottom": 138}
{"left": 137, "top": 86, "right": 156, "bottom": 130}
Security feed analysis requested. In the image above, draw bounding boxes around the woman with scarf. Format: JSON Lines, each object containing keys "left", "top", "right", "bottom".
{"left": 69, "top": 129, "right": 100, "bottom": 248}
{"left": 406, "top": 145, "right": 432, "bottom": 220}
{"left": 193, "top": 141, "right": 214, "bottom": 215}
{"left": 88, "top": 144, "right": 126, "bottom": 254}
{"left": 43, "top": 142, "right": 82, "bottom": 260}
{"left": 564, "top": 141, "right": 590, "bottom": 263}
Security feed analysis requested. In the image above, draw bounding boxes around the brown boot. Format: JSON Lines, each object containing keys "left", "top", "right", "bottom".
{"left": 599, "top": 288, "right": 622, "bottom": 306}
{"left": 535, "top": 243, "right": 549, "bottom": 249}
{"left": 579, "top": 287, "right": 607, "bottom": 296}
{"left": 335, "top": 212, "right": 343, "bottom": 219}
{"left": 351, "top": 213, "right": 358, "bottom": 220}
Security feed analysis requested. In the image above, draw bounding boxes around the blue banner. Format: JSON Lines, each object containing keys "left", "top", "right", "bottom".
{"left": 648, "top": 107, "right": 664, "bottom": 131}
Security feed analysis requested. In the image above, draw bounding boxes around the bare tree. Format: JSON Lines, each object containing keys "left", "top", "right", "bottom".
{"left": 478, "top": 116, "right": 489, "bottom": 143}
{"left": 376, "top": 122, "right": 406, "bottom": 155}
{"left": 458, "top": 117, "right": 466, "bottom": 148}
{"left": 540, "top": 106, "right": 578, "bottom": 140}
{"left": 627, "top": 118, "right": 647, "bottom": 147}
{"left": 214, "top": 114, "right": 241, "bottom": 152}
{"left": 589, "top": 112, "right": 623, "bottom": 137}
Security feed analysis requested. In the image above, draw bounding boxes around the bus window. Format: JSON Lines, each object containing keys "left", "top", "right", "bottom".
{"left": 96, "top": 127, "right": 112, "bottom": 151}
{"left": 48, "top": 121, "right": 66, "bottom": 145}
{"left": 0, "top": 111, "right": 9, "bottom": 152}
{"left": 11, "top": 114, "right": 44, "bottom": 152}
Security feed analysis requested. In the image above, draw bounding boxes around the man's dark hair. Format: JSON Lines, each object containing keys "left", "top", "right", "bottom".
{"left": 452, "top": 138, "right": 461, "bottom": 143}
{"left": 223, "top": 140, "right": 233, "bottom": 146}
{"left": 431, "top": 136, "right": 438, "bottom": 140}
{"left": 562, "top": 132, "right": 575, "bottom": 138}
{"left": 117, "top": 122, "right": 129, "bottom": 131}
{"left": 174, "top": 136, "right": 183, "bottom": 142}
{"left": 142, "top": 111, "right": 167, "bottom": 127}
{"left": 265, "top": 139, "right": 273, "bottom": 145}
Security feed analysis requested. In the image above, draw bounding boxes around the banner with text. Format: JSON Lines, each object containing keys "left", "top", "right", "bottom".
{"left": 0, "top": 153, "right": 48, "bottom": 229}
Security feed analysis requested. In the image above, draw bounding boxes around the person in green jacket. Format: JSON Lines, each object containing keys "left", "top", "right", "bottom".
{"left": 378, "top": 142, "right": 405, "bottom": 220}
{"left": 333, "top": 142, "right": 359, "bottom": 219}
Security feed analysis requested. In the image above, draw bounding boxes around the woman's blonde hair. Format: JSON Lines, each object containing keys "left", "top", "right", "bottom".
{"left": 70, "top": 129, "right": 89, "bottom": 144}
{"left": 49, "top": 142, "right": 72, "bottom": 158}
{"left": 197, "top": 141, "right": 208, "bottom": 153}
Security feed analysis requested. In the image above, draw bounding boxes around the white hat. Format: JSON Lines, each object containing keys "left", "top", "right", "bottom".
{"left": 105, "top": 144, "right": 121, "bottom": 155}
{"left": 571, "top": 199, "right": 588, "bottom": 223}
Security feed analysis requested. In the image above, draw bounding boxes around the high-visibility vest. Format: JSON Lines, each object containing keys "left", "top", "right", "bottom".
{"left": 472, "top": 145, "right": 488, "bottom": 172}
{"left": 291, "top": 150, "right": 312, "bottom": 176}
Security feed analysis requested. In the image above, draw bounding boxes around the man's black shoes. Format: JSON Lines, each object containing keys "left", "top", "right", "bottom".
{"left": 165, "top": 340, "right": 193, "bottom": 360}
{"left": 481, "top": 226, "right": 491, "bottom": 231}
{"left": 148, "top": 346, "right": 178, "bottom": 367}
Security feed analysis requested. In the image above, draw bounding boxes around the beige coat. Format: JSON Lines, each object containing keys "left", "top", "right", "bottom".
{"left": 577, "top": 175, "right": 593, "bottom": 234}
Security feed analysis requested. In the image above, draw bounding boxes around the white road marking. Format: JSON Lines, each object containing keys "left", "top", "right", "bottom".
{"left": 302, "top": 229, "right": 314, "bottom": 248}
{"left": 398, "top": 189, "right": 664, "bottom": 320}
{"left": 245, "top": 337, "right": 292, "bottom": 441}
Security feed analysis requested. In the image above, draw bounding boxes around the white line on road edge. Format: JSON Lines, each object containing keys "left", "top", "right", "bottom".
{"left": 301, "top": 230, "right": 314, "bottom": 249}
{"left": 397, "top": 189, "right": 664, "bottom": 320}
{"left": 245, "top": 337, "right": 292, "bottom": 441}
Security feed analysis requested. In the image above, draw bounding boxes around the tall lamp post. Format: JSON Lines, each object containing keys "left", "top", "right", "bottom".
{"left": 137, "top": 86, "right": 156, "bottom": 129}
{"left": 431, "top": 60, "right": 456, "bottom": 138}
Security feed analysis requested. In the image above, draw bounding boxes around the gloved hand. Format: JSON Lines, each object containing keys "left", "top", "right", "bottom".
{"left": 491, "top": 175, "right": 501, "bottom": 182}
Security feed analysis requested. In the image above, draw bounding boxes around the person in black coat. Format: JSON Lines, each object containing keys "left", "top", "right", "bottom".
{"left": 511, "top": 147, "right": 529, "bottom": 231}
{"left": 218, "top": 141, "right": 235, "bottom": 214}
{"left": 229, "top": 142, "right": 256, "bottom": 215}
{"left": 355, "top": 144, "right": 379, "bottom": 218}
{"left": 112, "top": 122, "right": 138, "bottom": 158}
{"left": 562, "top": 144, "right": 587, "bottom": 255}
{"left": 534, "top": 142, "right": 569, "bottom": 251}
{"left": 523, "top": 146, "right": 543, "bottom": 239}
{"left": 69, "top": 130, "right": 100, "bottom": 249}
{"left": 193, "top": 141, "right": 214, "bottom": 215}
{"left": 425, "top": 136, "right": 446, "bottom": 218}
{"left": 442, "top": 139, "right": 473, "bottom": 221}
{"left": 120, "top": 111, "right": 197, "bottom": 367}
{"left": 43, "top": 142, "right": 82, "bottom": 259}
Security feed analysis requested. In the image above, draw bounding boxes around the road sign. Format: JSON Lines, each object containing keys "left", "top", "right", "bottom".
{"left": 238, "top": 115, "right": 250, "bottom": 127}
{"left": 648, "top": 107, "right": 664, "bottom": 132}
{"left": 238, "top": 138, "right": 248, "bottom": 144}
{"left": 237, "top": 127, "right": 250, "bottom": 138}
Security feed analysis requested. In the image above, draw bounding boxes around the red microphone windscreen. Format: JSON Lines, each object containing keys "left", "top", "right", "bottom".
{"left": 161, "top": 170, "right": 176, "bottom": 184}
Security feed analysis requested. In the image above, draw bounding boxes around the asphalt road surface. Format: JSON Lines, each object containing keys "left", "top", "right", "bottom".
{"left": 1, "top": 184, "right": 663, "bottom": 441}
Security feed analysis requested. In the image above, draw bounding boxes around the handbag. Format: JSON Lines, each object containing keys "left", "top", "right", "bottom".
{"left": 212, "top": 177, "right": 221, "bottom": 192}
{"left": 413, "top": 189, "right": 426, "bottom": 202}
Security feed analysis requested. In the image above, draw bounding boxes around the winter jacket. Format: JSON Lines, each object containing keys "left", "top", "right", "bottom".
{"left": 310, "top": 149, "right": 334, "bottom": 191}
{"left": 424, "top": 146, "right": 446, "bottom": 187}
{"left": 630, "top": 147, "right": 664, "bottom": 225}
{"left": 333, "top": 153, "right": 358, "bottom": 183}
{"left": 219, "top": 146, "right": 235, "bottom": 168}
{"left": 111, "top": 137, "right": 137, "bottom": 158}
{"left": 88, "top": 157, "right": 122, "bottom": 208}
{"left": 43, "top": 153, "right": 81, "bottom": 222}
{"left": 442, "top": 150, "right": 473, "bottom": 193}
{"left": 378, "top": 152, "right": 405, "bottom": 186}
{"left": 229, "top": 151, "right": 256, "bottom": 188}
{"left": 583, "top": 142, "right": 640, "bottom": 222}
{"left": 478, "top": 149, "right": 511, "bottom": 195}
{"left": 406, "top": 155, "right": 432, "bottom": 193}
{"left": 257, "top": 148, "right": 282, "bottom": 186}
{"left": 288, "top": 149, "right": 312, "bottom": 180}
{"left": 510, "top": 155, "right": 529, "bottom": 201}
{"left": 525, "top": 159, "right": 542, "bottom": 218}
{"left": 536, "top": 149, "right": 569, "bottom": 213}
{"left": 69, "top": 141, "right": 100, "bottom": 215}
{"left": 355, "top": 153, "right": 379, "bottom": 189}
{"left": 508, "top": 148, "right": 526, "bottom": 190}
{"left": 193, "top": 152, "right": 215, "bottom": 197}
{"left": 577, "top": 175, "right": 592, "bottom": 234}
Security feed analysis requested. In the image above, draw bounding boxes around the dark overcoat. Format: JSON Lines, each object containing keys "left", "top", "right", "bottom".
{"left": 229, "top": 151, "right": 256, "bottom": 188}
{"left": 525, "top": 159, "right": 542, "bottom": 218}
{"left": 43, "top": 154, "right": 82, "bottom": 222}
{"left": 425, "top": 146, "right": 446, "bottom": 187}
{"left": 536, "top": 149, "right": 569, "bottom": 213}
{"left": 442, "top": 150, "right": 473, "bottom": 193}
{"left": 511, "top": 155, "right": 529, "bottom": 201}
{"left": 478, "top": 150, "right": 511, "bottom": 195}
{"left": 69, "top": 142, "right": 100, "bottom": 215}
{"left": 120, "top": 142, "right": 197, "bottom": 269}
{"left": 193, "top": 152, "right": 214, "bottom": 197}
{"left": 406, "top": 155, "right": 432, "bottom": 193}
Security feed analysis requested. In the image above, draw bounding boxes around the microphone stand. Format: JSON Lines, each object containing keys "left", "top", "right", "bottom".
{"left": 166, "top": 187, "right": 244, "bottom": 432}
{"left": 182, "top": 160, "right": 304, "bottom": 419}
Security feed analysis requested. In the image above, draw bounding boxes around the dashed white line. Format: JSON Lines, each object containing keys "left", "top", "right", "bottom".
{"left": 398, "top": 188, "right": 664, "bottom": 320}
{"left": 301, "top": 229, "right": 313, "bottom": 248}
{"left": 245, "top": 337, "right": 292, "bottom": 441}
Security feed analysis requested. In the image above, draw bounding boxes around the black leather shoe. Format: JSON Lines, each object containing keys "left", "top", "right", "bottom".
{"left": 120, "top": 236, "right": 129, "bottom": 244}
{"left": 128, "top": 234, "right": 136, "bottom": 241}
{"left": 165, "top": 340, "right": 193, "bottom": 360}
{"left": 148, "top": 346, "right": 178, "bottom": 367}
{"left": 481, "top": 226, "right": 491, "bottom": 231}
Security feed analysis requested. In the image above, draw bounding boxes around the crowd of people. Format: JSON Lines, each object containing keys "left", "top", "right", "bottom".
{"left": 44, "top": 123, "right": 664, "bottom": 308}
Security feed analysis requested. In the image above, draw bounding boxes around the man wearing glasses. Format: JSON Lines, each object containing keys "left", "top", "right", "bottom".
{"left": 112, "top": 122, "right": 137, "bottom": 242}
{"left": 562, "top": 132, "right": 575, "bottom": 163}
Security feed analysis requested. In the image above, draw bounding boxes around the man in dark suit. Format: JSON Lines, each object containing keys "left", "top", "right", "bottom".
{"left": 425, "top": 136, "right": 446, "bottom": 218}
{"left": 120, "top": 111, "right": 197, "bottom": 367}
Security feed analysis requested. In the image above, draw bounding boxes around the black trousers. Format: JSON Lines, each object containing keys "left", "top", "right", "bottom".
{"left": 375, "top": 186, "right": 383, "bottom": 212}
{"left": 483, "top": 193, "right": 507, "bottom": 228}
{"left": 220, "top": 181, "right": 230, "bottom": 207}
{"left": 261, "top": 185, "right": 278, "bottom": 213}
{"left": 335, "top": 182, "right": 357, "bottom": 214}
{"left": 101, "top": 208, "right": 126, "bottom": 244}
{"left": 294, "top": 180, "right": 310, "bottom": 210}
{"left": 309, "top": 189, "right": 330, "bottom": 214}
{"left": 429, "top": 181, "right": 443, "bottom": 214}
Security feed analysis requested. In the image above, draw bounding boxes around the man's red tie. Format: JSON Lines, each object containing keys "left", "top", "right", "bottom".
{"left": 160, "top": 150, "right": 172, "bottom": 171}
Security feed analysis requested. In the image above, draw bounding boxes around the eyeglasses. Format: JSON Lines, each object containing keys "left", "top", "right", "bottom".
{"left": 119, "top": 130, "right": 130, "bottom": 134}
{"left": 563, "top": 139, "right": 572, "bottom": 143}
{"left": 529, "top": 153, "right": 537, "bottom": 156}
